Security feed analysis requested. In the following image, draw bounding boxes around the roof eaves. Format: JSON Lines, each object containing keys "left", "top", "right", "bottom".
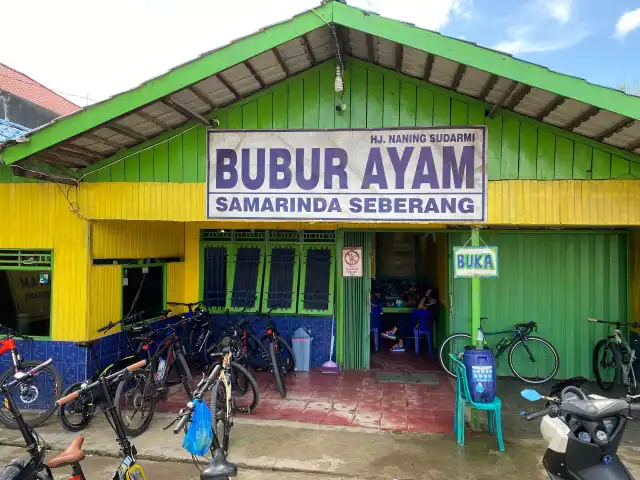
{"left": 0, "top": 2, "right": 334, "bottom": 165}
{"left": 332, "top": 2, "right": 640, "bottom": 121}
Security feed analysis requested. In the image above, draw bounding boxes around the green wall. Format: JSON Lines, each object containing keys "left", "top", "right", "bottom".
{"left": 451, "top": 230, "right": 627, "bottom": 379}
{"left": 69, "top": 58, "right": 640, "bottom": 184}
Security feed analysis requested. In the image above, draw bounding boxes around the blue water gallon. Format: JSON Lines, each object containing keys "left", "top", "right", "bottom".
{"left": 463, "top": 347, "right": 496, "bottom": 403}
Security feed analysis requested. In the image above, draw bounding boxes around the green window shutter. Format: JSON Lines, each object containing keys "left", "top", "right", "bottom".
{"left": 201, "top": 242, "right": 231, "bottom": 312}
{"left": 227, "top": 243, "right": 265, "bottom": 312}
{"left": 0, "top": 249, "right": 53, "bottom": 269}
{"left": 262, "top": 244, "right": 300, "bottom": 314}
{"left": 298, "top": 245, "right": 335, "bottom": 316}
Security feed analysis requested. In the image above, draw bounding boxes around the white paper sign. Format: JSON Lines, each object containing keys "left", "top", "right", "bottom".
{"left": 342, "top": 247, "right": 363, "bottom": 278}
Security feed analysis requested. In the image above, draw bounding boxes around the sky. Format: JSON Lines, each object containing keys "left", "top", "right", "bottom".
{"left": 1, "top": 0, "right": 640, "bottom": 106}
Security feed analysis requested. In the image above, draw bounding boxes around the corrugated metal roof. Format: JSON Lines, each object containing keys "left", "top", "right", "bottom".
{"left": 0, "top": 119, "right": 30, "bottom": 144}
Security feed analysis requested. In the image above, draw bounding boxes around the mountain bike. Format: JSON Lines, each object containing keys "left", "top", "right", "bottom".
{"left": 589, "top": 317, "right": 640, "bottom": 394}
{"left": 0, "top": 325, "right": 62, "bottom": 429}
{"left": 439, "top": 317, "right": 559, "bottom": 384}
{"left": 58, "top": 312, "right": 150, "bottom": 432}
{"left": 164, "top": 346, "right": 238, "bottom": 479}
{"left": 0, "top": 359, "right": 147, "bottom": 480}
{"left": 167, "top": 301, "right": 212, "bottom": 365}
{"left": 114, "top": 315, "right": 193, "bottom": 437}
{"left": 256, "top": 308, "right": 295, "bottom": 377}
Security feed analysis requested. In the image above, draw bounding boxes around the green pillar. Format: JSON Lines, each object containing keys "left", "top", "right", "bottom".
{"left": 470, "top": 227, "right": 481, "bottom": 430}
{"left": 470, "top": 228, "right": 481, "bottom": 335}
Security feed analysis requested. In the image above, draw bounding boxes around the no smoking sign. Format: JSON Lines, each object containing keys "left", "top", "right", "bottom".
{"left": 342, "top": 247, "right": 363, "bottom": 278}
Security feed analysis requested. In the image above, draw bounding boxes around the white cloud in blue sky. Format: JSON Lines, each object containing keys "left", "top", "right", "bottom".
{"left": 493, "top": 0, "right": 589, "bottom": 54}
{"left": 614, "top": 8, "right": 640, "bottom": 38}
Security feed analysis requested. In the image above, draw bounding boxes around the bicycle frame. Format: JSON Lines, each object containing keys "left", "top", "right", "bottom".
{"left": 611, "top": 329, "right": 637, "bottom": 390}
{"left": 480, "top": 326, "right": 524, "bottom": 358}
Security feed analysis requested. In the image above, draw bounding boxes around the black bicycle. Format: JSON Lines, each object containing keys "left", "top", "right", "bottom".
{"left": 439, "top": 317, "right": 559, "bottom": 384}
{"left": 58, "top": 312, "right": 149, "bottom": 432}
{"left": 114, "top": 314, "right": 193, "bottom": 436}
{"left": 0, "top": 359, "right": 148, "bottom": 480}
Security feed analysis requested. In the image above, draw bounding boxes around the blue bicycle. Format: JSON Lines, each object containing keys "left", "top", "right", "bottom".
{"left": 439, "top": 317, "right": 559, "bottom": 384}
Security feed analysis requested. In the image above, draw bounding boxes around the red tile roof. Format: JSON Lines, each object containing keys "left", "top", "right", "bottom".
{"left": 0, "top": 63, "right": 80, "bottom": 116}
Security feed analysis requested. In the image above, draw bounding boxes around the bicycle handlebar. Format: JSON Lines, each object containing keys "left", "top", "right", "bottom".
{"left": 0, "top": 324, "right": 34, "bottom": 341}
{"left": 56, "top": 359, "right": 147, "bottom": 406}
{"left": 97, "top": 312, "right": 147, "bottom": 333}
{"left": 2, "top": 358, "right": 53, "bottom": 390}
{"left": 588, "top": 318, "right": 640, "bottom": 328}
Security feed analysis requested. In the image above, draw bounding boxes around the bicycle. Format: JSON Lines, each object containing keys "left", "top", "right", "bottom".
{"left": 0, "top": 358, "right": 147, "bottom": 480}
{"left": 167, "top": 301, "right": 212, "bottom": 365}
{"left": 58, "top": 312, "right": 150, "bottom": 432}
{"left": 589, "top": 317, "right": 640, "bottom": 394}
{"left": 114, "top": 314, "right": 193, "bottom": 437}
{"left": 164, "top": 345, "right": 238, "bottom": 479}
{"left": 0, "top": 325, "right": 62, "bottom": 429}
{"left": 439, "top": 317, "right": 559, "bottom": 384}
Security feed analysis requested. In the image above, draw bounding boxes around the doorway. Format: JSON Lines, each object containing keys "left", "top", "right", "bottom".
{"left": 370, "top": 231, "right": 448, "bottom": 372}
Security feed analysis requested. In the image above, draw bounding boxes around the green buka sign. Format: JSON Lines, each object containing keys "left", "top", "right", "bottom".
{"left": 453, "top": 246, "right": 498, "bottom": 278}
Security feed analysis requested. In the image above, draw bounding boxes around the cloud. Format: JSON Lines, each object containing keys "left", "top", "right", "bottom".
{"left": 614, "top": 8, "right": 640, "bottom": 38}
{"left": 355, "top": 0, "right": 474, "bottom": 30}
{"left": 493, "top": 0, "right": 588, "bottom": 54}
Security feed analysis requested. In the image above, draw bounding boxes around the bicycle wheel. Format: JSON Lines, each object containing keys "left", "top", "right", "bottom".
{"left": 209, "top": 378, "right": 232, "bottom": 454}
{"left": 269, "top": 342, "right": 286, "bottom": 398}
{"left": 58, "top": 381, "right": 96, "bottom": 432}
{"left": 230, "top": 361, "right": 260, "bottom": 414}
{"left": 0, "top": 360, "right": 62, "bottom": 429}
{"left": 247, "top": 334, "right": 269, "bottom": 371}
{"left": 114, "top": 370, "right": 157, "bottom": 437}
{"left": 593, "top": 339, "right": 620, "bottom": 390}
{"left": 438, "top": 333, "right": 472, "bottom": 378}
{"left": 262, "top": 335, "right": 295, "bottom": 375}
{"left": 508, "top": 336, "right": 559, "bottom": 384}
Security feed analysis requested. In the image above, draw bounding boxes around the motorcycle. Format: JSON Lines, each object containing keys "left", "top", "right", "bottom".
{"left": 521, "top": 377, "right": 640, "bottom": 479}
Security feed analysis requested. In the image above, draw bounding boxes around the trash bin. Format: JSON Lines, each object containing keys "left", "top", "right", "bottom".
{"left": 292, "top": 327, "right": 312, "bottom": 372}
{"left": 463, "top": 346, "right": 496, "bottom": 403}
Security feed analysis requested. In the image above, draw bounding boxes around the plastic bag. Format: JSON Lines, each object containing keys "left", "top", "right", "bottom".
{"left": 182, "top": 399, "right": 213, "bottom": 456}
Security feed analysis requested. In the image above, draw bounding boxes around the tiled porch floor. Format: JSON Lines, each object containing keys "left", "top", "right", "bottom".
{"left": 163, "top": 350, "right": 455, "bottom": 434}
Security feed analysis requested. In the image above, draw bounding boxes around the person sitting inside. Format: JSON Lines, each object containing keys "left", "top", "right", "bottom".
{"left": 381, "top": 289, "right": 437, "bottom": 352}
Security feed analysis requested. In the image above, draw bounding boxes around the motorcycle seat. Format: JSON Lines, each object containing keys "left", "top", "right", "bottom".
{"left": 47, "top": 436, "right": 86, "bottom": 469}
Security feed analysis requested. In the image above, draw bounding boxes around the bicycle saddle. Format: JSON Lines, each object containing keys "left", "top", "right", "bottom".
{"left": 209, "top": 346, "right": 232, "bottom": 358}
{"left": 75, "top": 338, "right": 100, "bottom": 349}
{"left": 515, "top": 321, "right": 537, "bottom": 329}
{"left": 200, "top": 448, "right": 237, "bottom": 479}
{"left": 47, "top": 436, "right": 86, "bottom": 468}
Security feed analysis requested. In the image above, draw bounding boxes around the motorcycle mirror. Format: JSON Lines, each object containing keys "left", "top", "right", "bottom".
{"left": 521, "top": 389, "right": 542, "bottom": 401}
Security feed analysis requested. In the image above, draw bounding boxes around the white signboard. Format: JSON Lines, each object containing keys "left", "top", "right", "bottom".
{"left": 453, "top": 246, "right": 499, "bottom": 278}
{"left": 207, "top": 127, "right": 487, "bottom": 222}
{"left": 342, "top": 247, "right": 363, "bottom": 278}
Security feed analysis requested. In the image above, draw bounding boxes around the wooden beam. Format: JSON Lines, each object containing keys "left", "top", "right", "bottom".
{"left": 135, "top": 110, "right": 173, "bottom": 131}
{"left": 107, "top": 123, "right": 148, "bottom": 142}
{"left": 487, "top": 80, "right": 518, "bottom": 118}
{"left": 272, "top": 47, "right": 291, "bottom": 76}
{"left": 423, "top": 53, "right": 434, "bottom": 82}
{"left": 216, "top": 72, "right": 241, "bottom": 99}
{"left": 39, "top": 152, "right": 89, "bottom": 169}
{"left": 450, "top": 64, "right": 467, "bottom": 91}
{"left": 58, "top": 144, "right": 102, "bottom": 160}
{"left": 564, "top": 106, "right": 600, "bottom": 131}
{"left": 299, "top": 34, "right": 317, "bottom": 65}
{"left": 188, "top": 85, "right": 217, "bottom": 110}
{"left": 395, "top": 44, "right": 403, "bottom": 73}
{"left": 366, "top": 33, "right": 375, "bottom": 64}
{"left": 84, "top": 133, "right": 124, "bottom": 150}
{"left": 535, "top": 96, "right": 566, "bottom": 120}
{"left": 36, "top": 155, "right": 85, "bottom": 175}
{"left": 479, "top": 74, "right": 499, "bottom": 101}
{"left": 594, "top": 117, "right": 635, "bottom": 142}
{"left": 244, "top": 61, "right": 266, "bottom": 89}
{"left": 49, "top": 150, "right": 92, "bottom": 167}
{"left": 626, "top": 137, "right": 640, "bottom": 152}
{"left": 161, "top": 98, "right": 210, "bottom": 125}
{"left": 505, "top": 84, "right": 532, "bottom": 110}
{"left": 11, "top": 164, "right": 77, "bottom": 185}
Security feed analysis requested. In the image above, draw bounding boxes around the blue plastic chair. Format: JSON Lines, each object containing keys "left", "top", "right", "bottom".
{"left": 370, "top": 303, "right": 383, "bottom": 353}
{"left": 448, "top": 353, "right": 504, "bottom": 451}
{"left": 410, "top": 309, "right": 434, "bottom": 355}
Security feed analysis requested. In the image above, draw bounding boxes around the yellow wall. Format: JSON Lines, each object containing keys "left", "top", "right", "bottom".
{"left": 92, "top": 220, "right": 184, "bottom": 258}
{"left": 0, "top": 184, "right": 89, "bottom": 341}
{"left": 87, "top": 265, "right": 121, "bottom": 338}
{"left": 78, "top": 181, "right": 640, "bottom": 227}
